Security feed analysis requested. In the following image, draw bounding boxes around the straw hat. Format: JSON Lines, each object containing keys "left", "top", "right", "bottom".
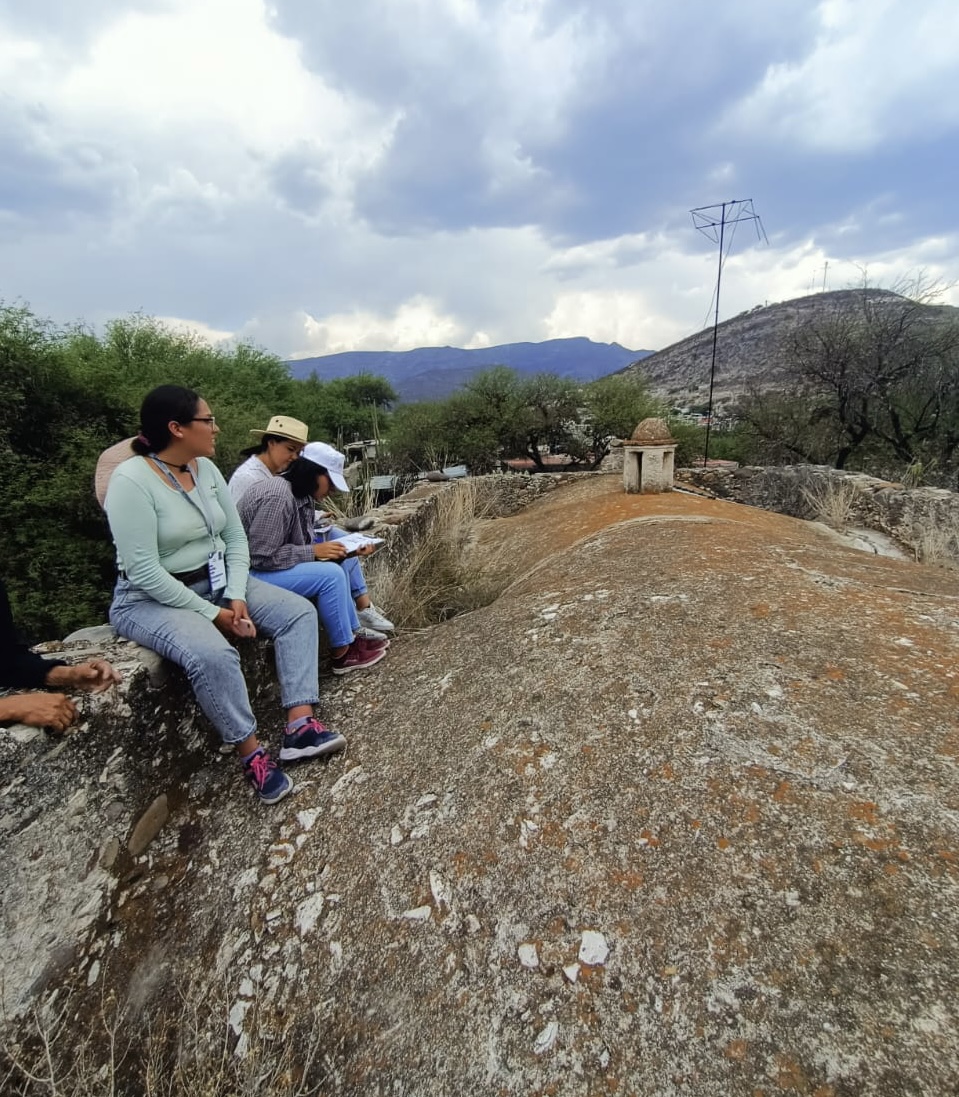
{"left": 249, "top": 415, "right": 309, "bottom": 444}
{"left": 94, "top": 437, "right": 138, "bottom": 508}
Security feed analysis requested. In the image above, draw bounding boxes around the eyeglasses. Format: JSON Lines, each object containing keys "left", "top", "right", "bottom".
{"left": 187, "top": 416, "right": 217, "bottom": 426}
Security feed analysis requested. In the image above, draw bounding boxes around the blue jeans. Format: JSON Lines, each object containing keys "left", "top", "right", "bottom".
{"left": 317, "top": 526, "right": 368, "bottom": 601}
{"left": 250, "top": 562, "right": 360, "bottom": 648}
{"left": 109, "top": 576, "right": 319, "bottom": 746}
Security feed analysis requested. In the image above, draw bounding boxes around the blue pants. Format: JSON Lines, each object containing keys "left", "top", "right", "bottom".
{"left": 250, "top": 561, "right": 360, "bottom": 649}
{"left": 109, "top": 576, "right": 320, "bottom": 746}
{"left": 318, "top": 526, "right": 368, "bottom": 602}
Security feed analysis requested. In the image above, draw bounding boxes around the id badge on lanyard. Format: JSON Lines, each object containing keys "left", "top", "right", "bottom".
{"left": 207, "top": 550, "right": 227, "bottom": 590}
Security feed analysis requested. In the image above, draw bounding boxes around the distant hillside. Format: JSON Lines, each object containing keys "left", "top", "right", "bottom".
{"left": 617, "top": 289, "right": 959, "bottom": 407}
{"left": 287, "top": 337, "right": 652, "bottom": 402}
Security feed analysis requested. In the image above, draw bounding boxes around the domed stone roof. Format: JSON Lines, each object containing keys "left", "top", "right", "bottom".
{"left": 626, "top": 417, "right": 675, "bottom": 445}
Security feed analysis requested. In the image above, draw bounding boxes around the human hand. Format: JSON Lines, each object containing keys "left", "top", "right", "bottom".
{"left": 45, "top": 660, "right": 121, "bottom": 693}
{"left": 0, "top": 691, "right": 77, "bottom": 732}
{"left": 314, "top": 541, "right": 347, "bottom": 562}
{"left": 215, "top": 601, "right": 256, "bottom": 639}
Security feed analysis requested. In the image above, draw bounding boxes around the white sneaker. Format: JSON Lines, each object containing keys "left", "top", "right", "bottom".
{"left": 357, "top": 604, "right": 394, "bottom": 632}
{"left": 355, "top": 625, "right": 388, "bottom": 642}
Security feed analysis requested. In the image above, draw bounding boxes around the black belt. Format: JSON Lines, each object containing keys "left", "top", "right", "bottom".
{"left": 118, "top": 565, "right": 209, "bottom": 585}
{"left": 172, "top": 565, "right": 210, "bottom": 585}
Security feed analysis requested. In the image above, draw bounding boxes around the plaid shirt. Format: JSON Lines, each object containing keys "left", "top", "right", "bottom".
{"left": 237, "top": 478, "right": 315, "bottom": 572}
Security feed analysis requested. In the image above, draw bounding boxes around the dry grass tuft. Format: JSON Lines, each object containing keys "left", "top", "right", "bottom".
{"left": 376, "top": 479, "right": 509, "bottom": 628}
{"left": 2, "top": 981, "right": 329, "bottom": 1097}
{"left": 903, "top": 517, "right": 959, "bottom": 567}
{"left": 799, "top": 478, "right": 862, "bottom": 531}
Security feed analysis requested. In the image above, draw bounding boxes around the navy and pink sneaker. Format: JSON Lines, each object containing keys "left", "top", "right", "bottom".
{"left": 242, "top": 748, "right": 293, "bottom": 804}
{"left": 280, "top": 717, "right": 346, "bottom": 762}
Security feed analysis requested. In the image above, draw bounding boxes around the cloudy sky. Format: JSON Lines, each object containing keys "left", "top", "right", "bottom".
{"left": 2, "top": 0, "right": 958, "bottom": 360}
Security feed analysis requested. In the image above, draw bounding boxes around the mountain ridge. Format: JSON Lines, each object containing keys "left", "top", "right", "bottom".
{"left": 286, "top": 336, "right": 652, "bottom": 402}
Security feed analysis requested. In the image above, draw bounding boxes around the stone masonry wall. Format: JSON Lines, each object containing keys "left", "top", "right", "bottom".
{"left": 677, "top": 463, "right": 959, "bottom": 564}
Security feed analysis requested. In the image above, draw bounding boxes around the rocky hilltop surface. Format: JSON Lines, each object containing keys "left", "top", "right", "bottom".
{"left": 3, "top": 476, "right": 959, "bottom": 1095}
{"left": 618, "top": 288, "right": 959, "bottom": 408}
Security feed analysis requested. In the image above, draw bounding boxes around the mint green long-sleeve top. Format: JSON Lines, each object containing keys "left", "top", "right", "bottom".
{"left": 104, "top": 455, "right": 250, "bottom": 621}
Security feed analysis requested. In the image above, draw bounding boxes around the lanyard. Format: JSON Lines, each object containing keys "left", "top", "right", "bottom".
{"left": 150, "top": 456, "right": 219, "bottom": 545}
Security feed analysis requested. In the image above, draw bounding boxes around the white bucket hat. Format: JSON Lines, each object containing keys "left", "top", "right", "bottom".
{"left": 301, "top": 441, "right": 349, "bottom": 493}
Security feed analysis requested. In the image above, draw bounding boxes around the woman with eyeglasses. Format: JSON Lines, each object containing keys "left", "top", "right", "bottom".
{"left": 103, "top": 384, "right": 344, "bottom": 805}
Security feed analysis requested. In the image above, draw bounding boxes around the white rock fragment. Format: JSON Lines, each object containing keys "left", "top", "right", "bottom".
{"left": 268, "top": 843, "right": 295, "bottom": 868}
{"left": 390, "top": 825, "right": 405, "bottom": 846}
{"left": 10, "top": 726, "right": 43, "bottom": 744}
{"left": 402, "top": 905, "right": 432, "bottom": 922}
{"left": 416, "top": 794, "right": 438, "bottom": 809}
{"left": 540, "top": 751, "right": 557, "bottom": 770}
{"left": 765, "top": 686, "right": 784, "bottom": 699}
{"left": 784, "top": 890, "right": 801, "bottom": 907}
{"left": 296, "top": 809, "right": 319, "bottom": 832}
{"left": 239, "top": 978, "right": 255, "bottom": 997}
{"left": 750, "top": 702, "right": 763, "bottom": 715}
{"left": 465, "top": 914, "right": 481, "bottom": 934}
{"left": 295, "top": 894, "right": 325, "bottom": 937}
{"left": 894, "top": 637, "right": 915, "bottom": 647}
{"left": 533, "top": 1021, "right": 559, "bottom": 1055}
{"left": 228, "top": 999, "right": 249, "bottom": 1036}
{"left": 86, "top": 960, "right": 100, "bottom": 987}
{"left": 430, "top": 871, "right": 452, "bottom": 911}
{"left": 331, "top": 766, "right": 366, "bottom": 797}
{"left": 563, "top": 963, "right": 580, "bottom": 983}
{"left": 519, "top": 819, "right": 540, "bottom": 849}
{"left": 579, "top": 930, "right": 610, "bottom": 966}
{"left": 518, "top": 943, "right": 539, "bottom": 969}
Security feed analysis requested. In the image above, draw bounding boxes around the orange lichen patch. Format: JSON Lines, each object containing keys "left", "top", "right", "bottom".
{"left": 937, "top": 849, "right": 959, "bottom": 863}
{"left": 717, "top": 837, "right": 731, "bottom": 850}
{"left": 919, "top": 930, "right": 941, "bottom": 949}
{"left": 851, "top": 832, "right": 899, "bottom": 853}
{"left": 847, "top": 801, "right": 880, "bottom": 825}
{"left": 747, "top": 765, "right": 772, "bottom": 780}
{"left": 689, "top": 818, "right": 702, "bottom": 829}
{"left": 772, "top": 780, "right": 798, "bottom": 804}
{"left": 774, "top": 1054, "right": 808, "bottom": 1090}
{"left": 937, "top": 731, "right": 959, "bottom": 758}
{"left": 821, "top": 666, "right": 845, "bottom": 682}
{"left": 750, "top": 604, "right": 771, "bottom": 619}
{"left": 639, "top": 829, "right": 661, "bottom": 848}
{"left": 708, "top": 637, "right": 734, "bottom": 650}
{"left": 609, "top": 869, "right": 645, "bottom": 890}
{"left": 813, "top": 1088, "right": 837, "bottom": 1097}
{"left": 563, "top": 855, "right": 582, "bottom": 872}
{"left": 724, "top": 1039, "right": 749, "bottom": 1061}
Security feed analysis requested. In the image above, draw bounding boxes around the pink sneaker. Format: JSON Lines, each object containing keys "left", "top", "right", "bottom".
{"left": 331, "top": 640, "right": 386, "bottom": 675}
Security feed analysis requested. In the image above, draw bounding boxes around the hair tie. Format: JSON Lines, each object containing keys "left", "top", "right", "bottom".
{"left": 137, "top": 432, "right": 150, "bottom": 446}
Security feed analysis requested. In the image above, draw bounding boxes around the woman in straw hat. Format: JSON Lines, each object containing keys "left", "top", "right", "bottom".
{"left": 228, "top": 415, "right": 308, "bottom": 504}
{"left": 103, "top": 385, "right": 345, "bottom": 805}
{"left": 237, "top": 446, "right": 389, "bottom": 675}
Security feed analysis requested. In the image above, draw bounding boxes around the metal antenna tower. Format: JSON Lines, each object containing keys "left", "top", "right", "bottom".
{"left": 689, "top": 198, "right": 768, "bottom": 465}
